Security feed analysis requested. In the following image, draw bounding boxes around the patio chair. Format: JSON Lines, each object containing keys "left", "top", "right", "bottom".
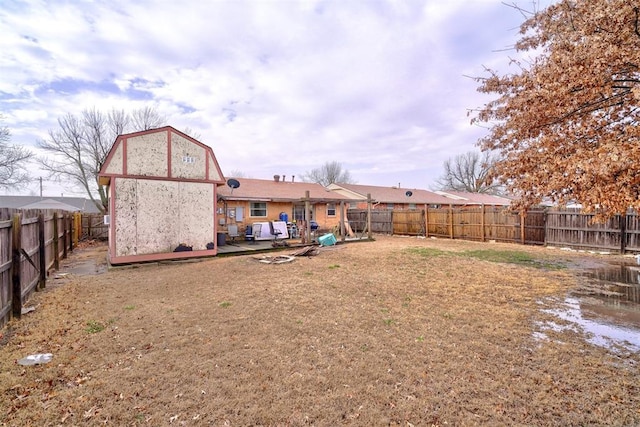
{"left": 227, "top": 224, "right": 240, "bottom": 243}
{"left": 249, "top": 223, "right": 261, "bottom": 244}
{"left": 269, "top": 221, "right": 283, "bottom": 242}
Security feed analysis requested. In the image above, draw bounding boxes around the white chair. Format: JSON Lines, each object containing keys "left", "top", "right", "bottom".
{"left": 227, "top": 225, "right": 240, "bottom": 243}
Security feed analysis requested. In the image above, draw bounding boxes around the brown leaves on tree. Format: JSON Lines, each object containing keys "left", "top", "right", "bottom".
{"left": 472, "top": 1, "right": 640, "bottom": 219}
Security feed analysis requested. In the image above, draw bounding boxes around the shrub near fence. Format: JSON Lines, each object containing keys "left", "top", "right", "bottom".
{"left": 0, "top": 208, "right": 76, "bottom": 329}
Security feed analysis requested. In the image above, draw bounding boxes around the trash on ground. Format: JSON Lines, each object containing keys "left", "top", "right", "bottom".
{"left": 290, "top": 246, "right": 320, "bottom": 257}
{"left": 254, "top": 255, "right": 295, "bottom": 264}
{"left": 21, "top": 306, "right": 36, "bottom": 315}
{"left": 17, "top": 353, "right": 53, "bottom": 366}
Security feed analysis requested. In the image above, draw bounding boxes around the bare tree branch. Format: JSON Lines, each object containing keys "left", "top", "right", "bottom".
{"left": 301, "top": 161, "right": 356, "bottom": 186}
{"left": 36, "top": 106, "right": 167, "bottom": 213}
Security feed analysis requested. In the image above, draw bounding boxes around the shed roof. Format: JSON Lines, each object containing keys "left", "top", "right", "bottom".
{"left": 218, "top": 178, "right": 354, "bottom": 203}
{"left": 327, "top": 183, "right": 460, "bottom": 205}
{"left": 98, "top": 125, "right": 225, "bottom": 186}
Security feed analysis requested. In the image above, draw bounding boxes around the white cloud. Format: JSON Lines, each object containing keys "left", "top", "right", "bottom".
{"left": 0, "top": 0, "right": 556, "bottom": 196}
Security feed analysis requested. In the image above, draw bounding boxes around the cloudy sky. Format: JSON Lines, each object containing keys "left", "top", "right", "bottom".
{"left": 1, "top": 0, "right": 550, "bottom": 197}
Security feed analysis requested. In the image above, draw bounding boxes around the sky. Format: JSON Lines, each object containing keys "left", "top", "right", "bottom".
{"left": 0, "top": 0, "right": 551, "bottom": 197}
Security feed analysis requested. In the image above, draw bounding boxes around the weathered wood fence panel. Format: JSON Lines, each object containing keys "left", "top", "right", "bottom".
{"left": 0, "top": 208, "right": 79, "bottom": 328}
{"left": 347, "top": 210, "right": 392, "bottom": 234}
{"left": 82, "top": 213, "right": 108, "bottom": 240}
{"left": 0, "top": 209, "right": 14, "bottom": 329}
{"left": 545, "top": 209, "right": 623, "bottom": 252}
{"left": 392, "top": 210, "right": 424, "bottom": 236}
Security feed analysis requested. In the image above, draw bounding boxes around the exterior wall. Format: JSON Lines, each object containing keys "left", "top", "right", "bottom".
{"left": 219, "top": 200, "right": 343, "bottom": 234}
{"left": 104, "top": 143, "right": 124, "bottom": 174}
{"left": 114, "top": 178, "right": 214, "bottom": 257}
{"left": 208, "top": 152, "right": 222, "bottom": 181}
{"left": 126, "top": 132, "right": 169, "bottom": 177}
{"left": 171, "top": 133, "right": 207, "bottom": 180}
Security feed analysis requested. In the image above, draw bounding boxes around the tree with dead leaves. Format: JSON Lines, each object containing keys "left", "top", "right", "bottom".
{"left": 435, "top": 150, "right": 503, "bottom": 194}
{"left": 472, "top": 1, "right": 640, "bottom": 218}
{"left": 0, "top": 114, "right": 33, "bottom": 190}
{"left": 37, "top": 107, "right": 166, "bottom": 213}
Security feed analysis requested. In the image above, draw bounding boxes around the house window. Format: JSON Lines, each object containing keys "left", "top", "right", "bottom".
{"left": 409, "top": 203, "right": 417, "bottom": 210}
{"left": 349, "top": 202, "right": 357, "bottom": 209}
{"left": 250, "top": 202, "right": 267, "bottom": 217}
{"left": 327, "top": 203, "right": 336, "bottom": 217}
{"left": 387, "top": 203, "right": 394, "bottom": 210}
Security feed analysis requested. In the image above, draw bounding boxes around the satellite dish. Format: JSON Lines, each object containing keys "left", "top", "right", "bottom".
{"left": 405, "top": 190, "right": 413, "bottom": 197}
{"left": 227, "top": 178, "right": 240, "bottom": 194}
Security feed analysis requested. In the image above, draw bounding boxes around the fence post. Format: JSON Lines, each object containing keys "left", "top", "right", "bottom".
{"left": 339, "top": 201, "right": 345, "bottom": 242}
{"left": 620, "top": 213, "right": 627, "bottom": 254}
{"left": 38, "top": 213, "right": 46, "bottom": 290}
{"left": 53, "top": 212, "right": 59, "bottom": 270}
{"left": 367, "top": 193, "right": 373, "bottom": 240}
{"left": 448, "top": 204, "right": 454, "bottom": 239}
{"left": 11, "top": 212, "right": 22, "bottom": 319}
{"left": 424, "top": 205, "right": 429, "bottom": 238}
{"left": 520, "top": 210, "right": 526, "bottom": 244}
{"left": 481, "top": 204, "right": 486, "bottom": 242}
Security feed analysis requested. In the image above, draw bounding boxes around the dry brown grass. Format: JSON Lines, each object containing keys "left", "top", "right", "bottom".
{"left": 1, "top": 235, "right": 639, "bottom": 426}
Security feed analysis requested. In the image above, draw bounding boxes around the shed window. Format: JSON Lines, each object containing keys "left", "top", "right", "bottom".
{"left": 327, "top": 203, "right": 336, "bottom": 217}
{"left": 250, "top": 202, "right": 267, "bottom": 217}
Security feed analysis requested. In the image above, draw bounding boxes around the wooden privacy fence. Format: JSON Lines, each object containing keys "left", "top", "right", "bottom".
{"left": 0, "top": 208, "right": 77, "bottom": 329}
{"left": 348, "top": 206, "right": 545, "bottom": 245}
{"left": 348, "top": 206, "right": 640, "bottom": 253}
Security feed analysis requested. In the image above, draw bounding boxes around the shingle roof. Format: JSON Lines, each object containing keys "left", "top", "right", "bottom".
{"left": 434, "top": 190, "right": 512, "bottom": 206}
{"left": 0, "top": 196, "right": 102, "bottom": 213}
{"left": 327, "top": 183, "right": 461, "bottom": 205}
{"left": 218, "top": 178, "right": 353, "bottom": 202}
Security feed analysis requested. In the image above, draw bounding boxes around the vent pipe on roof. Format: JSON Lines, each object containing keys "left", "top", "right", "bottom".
{"left": 283, "top": 175, "right": 286, "bottom": 182}
{"left": 292, "top": 175, "right": 295, "bottom": 182}
{"left": 274, "top": 174, "right": 280, "bottom": 182}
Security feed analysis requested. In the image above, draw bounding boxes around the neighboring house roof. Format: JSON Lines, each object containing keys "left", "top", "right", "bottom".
{"left": 21, "top": 198, "right": 82, "bottom": 211}
{"left": 0, "top": 196, "right": 102, "bottom": 213}
{"left": 218, "top": 178, "right": 354, "bottom": 203}
{"left": 327, "top": 183, "right": 460, "bottom": 205}
{"left": 434, "top": 190, "right": 512, "bottom": 206}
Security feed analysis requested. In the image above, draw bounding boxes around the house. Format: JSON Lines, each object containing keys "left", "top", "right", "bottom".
{"left": 217, "top": 176, "right": 355, "bottom": 238}
{"left": 98, "top": 126, "right": 225, "bottom": 264}
{"left": 433, "top": 190, "right": 512, "bottom": 206}
{"left": 326, "top": 183, "right": 459, "bottom": 211}
{"left": 0, "top": 195, "right": 102, "bottom": 213}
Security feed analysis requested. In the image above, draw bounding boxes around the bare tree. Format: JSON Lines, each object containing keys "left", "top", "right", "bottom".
{"left": 0, "top": 114, "right": 33, "bottom": 189}
{"left": 130, "top": 106, "right": 166, "bottom": 131}
{"left": 301, "top": 161, "right": 355, "bottom": 186}
{"left": 37, "top": 106, "right": 166, "bottom": 213}
{"left": 435, "top": 151, "right": 502, "bottom": 194}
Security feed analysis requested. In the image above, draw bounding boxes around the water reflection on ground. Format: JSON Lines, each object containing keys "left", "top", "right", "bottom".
{"left": 538, "top": 259, "right": 640, "bottom": 353}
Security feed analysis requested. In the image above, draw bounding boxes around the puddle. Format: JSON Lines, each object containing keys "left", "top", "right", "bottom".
{"left": 538, "top": 261, "right": 640, "bottom": 353}
{"left": 541, "top": 297, "right": 640, "bottom": 352}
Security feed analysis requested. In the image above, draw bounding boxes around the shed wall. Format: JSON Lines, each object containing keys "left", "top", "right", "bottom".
{"left": 127, "top": 132, "right": 169, "bottom": 177}
{"left": 104, "top": 142, "right": 124, "bottom": 174}
{"left": 114, "top": 178, "right": 214, "bottom": 257}
{"left": 171, "top": 133, "right": 206, "bottom": 180}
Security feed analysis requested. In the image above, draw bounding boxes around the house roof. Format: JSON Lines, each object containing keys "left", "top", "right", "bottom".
{"left": 218, "top": 178, "right": 354, "bottom": 203}
{"left": 327, "top": 183, "right": 461, "bottom": 205}
{"left": 434, "top": 190, "right": 512, "bottom": 206}
{"left": 0, "top": 196, "right": 102, "bottom": 213}
{"left": 21, "top": 198, "right": 82, "bottom": 211}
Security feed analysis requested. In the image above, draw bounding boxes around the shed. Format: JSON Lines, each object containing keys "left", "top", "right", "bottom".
{"left": 98, "top": 126, "right": 225, "bottom": 264}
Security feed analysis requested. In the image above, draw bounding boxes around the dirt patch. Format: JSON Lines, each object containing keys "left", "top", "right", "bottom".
{"left": 1, "top": 236, "right": 639, "bottom": 426}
